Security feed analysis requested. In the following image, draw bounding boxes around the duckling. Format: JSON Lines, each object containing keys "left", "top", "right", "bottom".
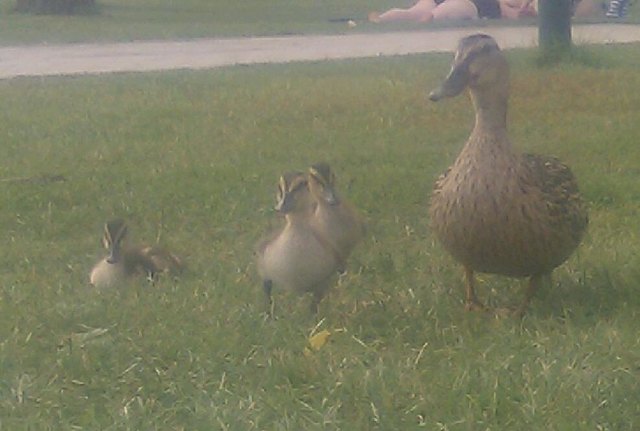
{"left": 89, "top": 219, "right": 183, "bottom": 288}
{"left": 256, "top": 172, "right": 342, "bottom": 314}
{"left": 307, "top": 162, "right": 365, "bottom": 272}
{"left": 428, "top": 34, "right": 588, "bottom": 316}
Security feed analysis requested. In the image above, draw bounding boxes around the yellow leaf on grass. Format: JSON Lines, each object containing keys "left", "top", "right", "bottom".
{"left": 309, "top": 330, "right": 331, "bottom": 350}
{"left": 304, "top": 330, "right": 332, "bottom": 356}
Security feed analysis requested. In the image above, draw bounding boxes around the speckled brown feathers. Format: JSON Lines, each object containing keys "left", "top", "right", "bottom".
{"left": 521, "top": 153, "right": 588, "bottom": 245}
{"left": 430, "top": 150, "right": 587, "bottom": 278}
{"left": 428, "top": 34, "right": 588, "bottom": 315}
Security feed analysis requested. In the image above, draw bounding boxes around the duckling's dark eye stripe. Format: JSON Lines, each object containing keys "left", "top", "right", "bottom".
{"left": 287, "top": 178, "right": 307, "bottom": 194}
{"left": 113, "top": 226, "right": 127, "bottom": 244}
{"left": 278, "top": 177, "right": 288, "bottom": 196}
{"left": 309, "top": 171, "right": 324, "bottom": 185}
{"left": 310, "top": 163, "right": 333, "bottom": 180}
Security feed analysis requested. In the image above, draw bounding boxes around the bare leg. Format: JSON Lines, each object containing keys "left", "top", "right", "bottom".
{"left": 499, "top": 2, "right": 523, "bottom": 18}
{"left": 431, "top": 0, "right": 478, "bottom": 21}
{"left": 499, "top": 0, "right": 536, "bottom": 18}
{"left": 464, "top": 266, "right": 486, "bottom": 311}
{"left": 370, "top": 0, "right": 437, "bottom": 23}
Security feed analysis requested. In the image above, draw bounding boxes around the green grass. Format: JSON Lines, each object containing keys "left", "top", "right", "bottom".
{"left": 1, "top": 44, "right": 640, "bottom": 429}
{"left": 0, "top": 0, "right": 639, "bottom": 45}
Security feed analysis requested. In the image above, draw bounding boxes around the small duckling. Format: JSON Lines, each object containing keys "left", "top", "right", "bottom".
{"left": 307, "top": 162, "right": 365, "bottom": 272}
{"left": 256, "top": 172, "right": 342, "bottom": 314}
{"left": 89, "top": 219, "right": 183, "bottom": 288}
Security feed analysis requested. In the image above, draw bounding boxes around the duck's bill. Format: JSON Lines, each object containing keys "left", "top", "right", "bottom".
{"left": 429, "top": 63, "right": 468, "bottom": 102}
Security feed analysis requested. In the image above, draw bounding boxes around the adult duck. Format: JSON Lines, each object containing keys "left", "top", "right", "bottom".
{"left": 428, "top": 34, "right": 588, "bottom": 316}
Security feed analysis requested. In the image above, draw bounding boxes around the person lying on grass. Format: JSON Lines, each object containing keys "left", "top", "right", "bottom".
{"left": 368, "top": 0, "right": 600, "bottom": 23}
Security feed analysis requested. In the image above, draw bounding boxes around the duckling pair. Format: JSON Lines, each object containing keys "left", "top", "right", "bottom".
{"left": 256, "top": 163, "right": 365, "bottom": 314}
{"left": 90, "top": 219, "right": 183, "bottom": 288}
{"left": 428, "top": 34, "right": 588, "bottom": 316}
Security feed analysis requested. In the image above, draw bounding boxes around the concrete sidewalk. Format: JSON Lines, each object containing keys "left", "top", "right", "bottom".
{"left": 1, "top": 24, "right": 640, "bottom": 79}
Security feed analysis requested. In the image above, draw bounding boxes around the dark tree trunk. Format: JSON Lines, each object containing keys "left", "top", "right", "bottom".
{"left": 538, "top": 0, "right": 572, "bottom": 52}
{"left": 15, "top": 0, "right": 97, "bottom": 15}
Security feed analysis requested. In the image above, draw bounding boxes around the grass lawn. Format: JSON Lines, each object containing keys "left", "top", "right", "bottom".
{"left": 1, "top": 43, "right": 640, "bottom": 429}
{"left": 0, "top": 0, "right": 639, "bottom": 45}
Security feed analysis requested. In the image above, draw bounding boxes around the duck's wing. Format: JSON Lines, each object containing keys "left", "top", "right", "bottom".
{"left": 522, "top": 154, "right": 578, "bottom": 195}
{"left": 433, "top": 166, "right": 452, "bottom": 194}
{"left": 521, "top": 153, "right": 588, "bottom": 242}
{"left": 139, "top": 246, "right": 184, "bottom": 275}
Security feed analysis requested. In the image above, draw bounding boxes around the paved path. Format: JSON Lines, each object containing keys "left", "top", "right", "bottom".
{"left": 2, "top": 24, "right": 640, "bottom": 79}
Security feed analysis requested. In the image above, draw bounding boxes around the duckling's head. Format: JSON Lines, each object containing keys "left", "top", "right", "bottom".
{"left": 274, "top": 171, "right": 314, "bottom": 215}
{"left": 308, "top": 162, "right": 340, "bottom": 206}
{"left": 103, "top": 219, "right": 128, "bottom": 264}
{"left": 429, "top": 34, "right": 508, "bottom": 102}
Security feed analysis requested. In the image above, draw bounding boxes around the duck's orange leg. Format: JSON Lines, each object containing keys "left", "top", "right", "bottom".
{"left": 464, "top": 266, "right": 486, "bottom": 311}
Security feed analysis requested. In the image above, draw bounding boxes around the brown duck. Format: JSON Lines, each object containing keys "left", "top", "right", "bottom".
{"left": 428, "top": 34, "right": 588, "bottom": 316}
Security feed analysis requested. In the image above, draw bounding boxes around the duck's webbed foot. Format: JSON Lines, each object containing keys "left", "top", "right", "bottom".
{"left": 463, "top": 266, "right": 487, "bottom": 312}
{"left": 464, "top": 300, "right": 488, "bottom": 312}
{"left": 490, "top": 274, "right": 547, "bottom": 319}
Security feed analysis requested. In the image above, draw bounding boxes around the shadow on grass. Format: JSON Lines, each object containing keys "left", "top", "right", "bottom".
{"left": 533, "top": 264, "right": 639, "bottom": 323}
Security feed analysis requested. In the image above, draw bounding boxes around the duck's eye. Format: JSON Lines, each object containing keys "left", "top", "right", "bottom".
{"left": 292, "top": 180, "right": 307, "bottom": 193}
